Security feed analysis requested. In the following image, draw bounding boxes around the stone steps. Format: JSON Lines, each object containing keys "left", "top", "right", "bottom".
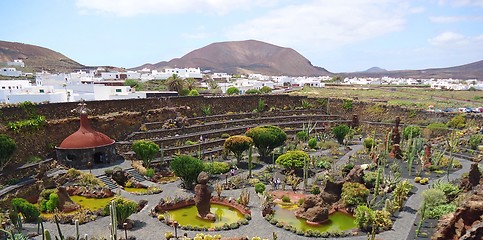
{"left": 97, "top": 175, "right": 119, "bottom": 190}
{"left": 126, "top": 169, "right": 147, "bottom": 183}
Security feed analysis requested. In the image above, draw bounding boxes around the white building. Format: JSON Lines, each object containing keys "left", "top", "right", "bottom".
{"left": 6, "top": 59, "right": 25, "bottom": 68}
{"left": 0, "top": 68, "right": 22, "bottom": 77}
{"left": 165, "top": 68, "right": 202, "bottom": 79}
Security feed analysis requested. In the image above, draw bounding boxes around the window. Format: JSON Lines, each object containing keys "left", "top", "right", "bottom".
{"left": 39, "top": 89, "right": 44, "bottom": 93}
{"left": 116, "top": 89, "right": 122, "bottom": 93}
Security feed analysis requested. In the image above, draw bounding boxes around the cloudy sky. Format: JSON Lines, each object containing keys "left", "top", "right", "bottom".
{"left": 1, "top": 0, "right": 482, "bottom": 72}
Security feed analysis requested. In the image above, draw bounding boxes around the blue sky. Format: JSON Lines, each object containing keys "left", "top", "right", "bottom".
{"left": 1, "top": 0, "right": 482, "bottom": 73}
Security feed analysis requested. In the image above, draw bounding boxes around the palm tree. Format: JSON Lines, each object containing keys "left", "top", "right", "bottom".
{"left": 185, "top": 78, "right": 196, "bottom": 91}
{"left": 208, "top": 80, "right": 219, "bottom": 90}
{"left": 165, "top": 74, "right": 185, "bottom": 92}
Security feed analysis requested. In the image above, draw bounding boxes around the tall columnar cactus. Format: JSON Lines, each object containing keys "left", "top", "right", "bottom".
{"left": 75, "top": 220, "right": 79, "bottom": 240}
{"left": 54, "top": 215, "right": 65, "bottom": 240}
{"left": 110, "top": 200, "right": 118, "bottom": 240}
{"left": 43, "top": 230, "right": 52, "bottom": 240}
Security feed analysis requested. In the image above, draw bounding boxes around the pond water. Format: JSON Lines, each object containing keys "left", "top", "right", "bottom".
{"left": 70, "top": 195, "right": 115, "bottom": 211}
{"left": 165, "top": 204, "right": 245, "bottom": 228}
{"left": 273, "top": 204, "right": 356, "bottom": 232}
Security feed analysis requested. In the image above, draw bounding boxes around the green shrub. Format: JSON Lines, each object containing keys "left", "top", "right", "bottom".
{"left": 341, "top": 182, "right": 369, "bottom": 207}
{"left": 260, "top": 86, "right": 272, "bottom": 93}
{"left": 310, "top": 185, "right": 321, "bottom": 195}
{"left": 308, "top": 138, "right": 317, "bottom": 149}
{"left": 170, "top": 155, "right": 204, "bottom": 189}
{"left": 469, "top": 134, "right": 483, "bottom": 150}
{"left": 363, "top": 171, "right": 383, "bottom": 188}
{"left": 355, "top": 205, "right": 374, "bottom": 232}
{"left": 245, "top": 89, "right": 261, "bottom": 94}
{"left": 276, "top": 150, "right": 309, "bottom": 170}
{"left": 132, "top": 140, "right": 159, "bottom": 168}
{"left": 427, "top": 203, "right": 456, "bottom": 219}
{"left": 363, "top": 138, "right": 375, "bottom": 150}
{"left": 178, "top": 88, "right": 190, "bottom": 96}
{"left": 226, "top": 87, "right": 240, "bottom": 95}
{"left": 254, "top": 183, "right": 266, "bottom": 194}
{"left": 11, "top": 198, "right": 40, "bottom": 222}
{"left": 46, "top": 193, "right": 59, "bottom": 212}
{"left": 185, "top": 140, "right": 197, "bottom": 146}
{"left": 434, "top": 182, "right": 460, "bottom": 201}
{"left": 403, "top": 126, "right": 422, "bottom": 139}
{"left": 246, "top": 125, "right": 287, "bottom": 160}
{"left": 332, "top": 124, "right": 350, "bottom": 144}
{"left": 342, "top": 99, "right": 353, "bottom": 110}
{"left": 145, "top": 168, "right": 155, "bottom": 178}
{"left": 203, "top": 161, "right": 230, "bottom": 175}
{"left": 223, "top": 135, "right": 253, "bottom": 163}
{"left": 316, "top": 157, "right": 331, "bottom": 169}
{"left": 447, "top": 114, "right": 466, "bottom": 129}
{"left": 281, "top": 195, "right": 291, "bottom": 203}
{"left": 422, "top": 189, "right": 447, "bottom": 209}
{"left": 296, "top": 131, "right": 309, "bottom": 142}
{"left": 188, "top": 89, "right": 199, "bottom": 96}
{"left": 103, "top": 197, "right": 138, "bottom": 226}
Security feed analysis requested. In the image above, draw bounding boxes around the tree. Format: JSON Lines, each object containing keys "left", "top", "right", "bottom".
{"left": 226, "top": 87, "right": 240, "bottom": 95}
{"left": 223, "top": 135, "right": 253, "bottom": 163}
{"left": 245, "top": 89, "right": 261, "bottom": 94}
{"left": 170, "top": 155, "right": 204, "bottom": 189}
{"left": 185, "top": 78, "right": 196, "bottom": 91}
{"left": 165, "top": 74, "right": 185, "bottom": 92}
{"left": 123, "top": 79, "right": 144, "bottom": 91}
{"left": 275, "top": 150, "right": 309, "bottom": 170}
{"left": 131, "top": 140, "right": 159, "bottom": 168}
{"left": 0, "top": 134, "right": 16, "bottom": 171}
{"left": 208, "top": 80, "right": 219, "bottom": 90}
{"left": 332, "top": 124, "right": 350, "bottom": 144}
{"left": 260, "top": 86, "right": 272, "bottom": 93}
{"left": 246, "top": 125, "right": 287, "bottom": 162}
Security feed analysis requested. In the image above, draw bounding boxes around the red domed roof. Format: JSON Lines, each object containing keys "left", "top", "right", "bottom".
{"left": 58, "top": 113, "right": 115, "bottom": 149}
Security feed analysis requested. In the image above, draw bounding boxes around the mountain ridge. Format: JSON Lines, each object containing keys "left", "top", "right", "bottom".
{"left": 0, "top": 40, "right": 84, "bottom": 72}
{"left": 133, "top": 40, "right": 332, "bottom": 76}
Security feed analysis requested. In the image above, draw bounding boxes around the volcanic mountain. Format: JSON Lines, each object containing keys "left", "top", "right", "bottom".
{"left": 0, "top": 40, "right": 84, "bottom": 72}
{"left": 135, "top": 40, "right": 331, "bottom": 76}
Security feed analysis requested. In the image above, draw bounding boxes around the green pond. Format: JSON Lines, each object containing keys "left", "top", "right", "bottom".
{"left": 165, "top": 204, "right": 245, "bottom": 228}
{"left": 70, "top": 195, "right": 115, "bottom": 211}
{"left": 273, "top": 205, "right": 356, "bottom": 232}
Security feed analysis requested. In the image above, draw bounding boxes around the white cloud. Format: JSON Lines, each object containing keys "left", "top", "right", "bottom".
{"left": 428, "top": 31, "right": 483, "bottom": 47}
{"left": 430, "top": 15, "right": 483, "bottom": 23}
{"left": 437, "top": 0, "right": 483, "bottom": 7}
{"left": 75, "top": 0, "right": 278, "bottom": 16}
{"left": 227, "top": 0, "right": 410, "bottom": 49}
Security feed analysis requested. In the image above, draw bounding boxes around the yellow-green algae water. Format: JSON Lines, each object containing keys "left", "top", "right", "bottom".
{"left": 166, "top": 204, "right": 245, "bottom": 228}
{"left": 124, "top": 187, "right": 149, "bottom": 194}
{"left": 69, "top": 195, "right": 115, "bottom": 211}
{"left": 273, "top": 205, "right": 356, "bottom": 232}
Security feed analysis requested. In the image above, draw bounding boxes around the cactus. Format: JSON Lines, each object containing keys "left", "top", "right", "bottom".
{"left": 54, "top": 215, "right": 65, "bottom": 240}
{"left": 75, "top": 219, "right": 79, "bottom": 240}
{"left": 44, "top": 229, "right": 52, "bottom": 240}
{"left": 109, "top": 200, "right": 118, "bottom": 240}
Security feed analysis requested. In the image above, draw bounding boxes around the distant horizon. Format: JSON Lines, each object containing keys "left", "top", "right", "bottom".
{"left": 1, "top": 1, "right": 482, "bottom": 72}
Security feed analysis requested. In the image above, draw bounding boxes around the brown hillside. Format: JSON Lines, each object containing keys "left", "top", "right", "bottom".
{"left": 135, "top": 40, "right": 331, "bottom": 76}
{"left": 0, "top": 40, "right": 84, "bottom": 72}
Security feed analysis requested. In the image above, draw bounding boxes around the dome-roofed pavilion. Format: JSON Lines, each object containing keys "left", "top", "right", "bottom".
{"left": 56, "top": 101, "right": 116, "bottom": 169}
